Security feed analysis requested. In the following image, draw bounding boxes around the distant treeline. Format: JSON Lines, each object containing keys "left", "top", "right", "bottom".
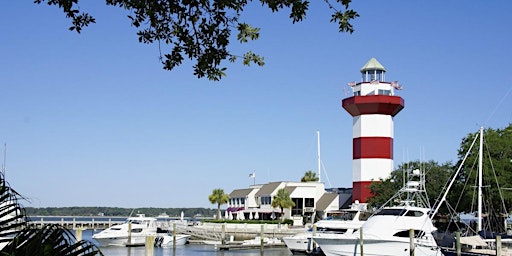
{"left": 25, "top": 207, "right": 217, "bottom": 218}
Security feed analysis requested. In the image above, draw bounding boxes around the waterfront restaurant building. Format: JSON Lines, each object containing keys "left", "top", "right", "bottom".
{"left": 226, "top": 181, "right": 344, "bottom": 226}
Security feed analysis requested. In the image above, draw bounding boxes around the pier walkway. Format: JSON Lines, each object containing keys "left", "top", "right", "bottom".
{"left": 27, "top": 216, "right": 183, "bottom": 231}
{"left": 28, "top": 216, "right": 126, "bottom": 230}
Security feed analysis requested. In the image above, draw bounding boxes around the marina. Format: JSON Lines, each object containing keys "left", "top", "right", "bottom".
{"left": 78, "top": 229, "right": 293, "bottom": 256}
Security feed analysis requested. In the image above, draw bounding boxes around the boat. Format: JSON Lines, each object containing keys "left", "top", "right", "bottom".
{"left": 433, "top": 127, "right": 512, "bottom": 256}
{"left": 92, "top": 213, "right": 190, "bottom": 247}
{"left": 153, "top": 233, "right": 191, "bottom": 247}
{"left": 282, "top": 202, "right": 366, "bottom": 255}
{"left": 242, "top": 236, "right": 283, "bottom": 245}
{"left": 283, "top": 130, "right": 366, "bottom": 255}
{"left": 312, "top": 169, "right": 442, "bottom": 256}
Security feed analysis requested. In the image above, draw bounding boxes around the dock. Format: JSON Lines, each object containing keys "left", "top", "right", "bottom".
{"left": 216, "top": 242, "right": 285, "bottom": 250}
{"left": 28, "top": 216, "right": 125, "bottom": 230}
{"left": 27, "top": 216, "right": 183, "bottom": 231}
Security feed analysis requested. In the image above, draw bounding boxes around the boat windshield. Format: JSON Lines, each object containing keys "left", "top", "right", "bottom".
{"left": 326, "top": 211, "right": 358, "bottom": 221}
{"left": 375, "top": 209, "right": 424, "bottom": 217}
{"left": 128, "top": 220, "right": 146, "bottom": 225}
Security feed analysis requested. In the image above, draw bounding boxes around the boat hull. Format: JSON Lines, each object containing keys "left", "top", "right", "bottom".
{"left": 314, "top": 236, "right": 442, "bottom": 256}
{"left": 156, "top": 234, "right": 190, "bottom": 247}
{"left": 94, "top": 234, "right": 190, "bottom": 247}
{"left": 282, "top": 235, "right": 318, "bottom": 254}
{"left": 93, "top": 235, "right": 147, "bottom": 247}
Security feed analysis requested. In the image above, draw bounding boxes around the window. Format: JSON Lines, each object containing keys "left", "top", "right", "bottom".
{"left": 305, "top": 198, "right": 314, "bottom": 207}
{"left": 261, "top": 196, "right": 271, "bottom": 205}
{"left": 375, "top": 209, "right": 406, "bottom": 216}
{"left": 404, "top": 210, "right": 424, "bottom": 217}
{"left": 375, "top": 70, "right": 384, "bottom": 81}
{"left": 393, "top": 230, "right": 425, "bottom": 238}
{"left": 378, "top": 89, "right": 391, "bottom": 95}
{"left": 291, "top": 198, "right": 303, "bottom": 216}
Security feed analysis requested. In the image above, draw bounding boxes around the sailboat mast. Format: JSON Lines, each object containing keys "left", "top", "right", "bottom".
{"left": 478, "top": 127, "right": 483, "bottom": 232}
{"left": 2, "top": 143, "right": 5, "bottom": 178}
{"left": 317, "top": 131, "right": 321, "bottom": 183}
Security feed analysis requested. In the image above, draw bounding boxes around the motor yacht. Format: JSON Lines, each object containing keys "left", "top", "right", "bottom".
{"left": 92, "top": 214, "right": 189, "bottom": 247}
{"left": 312, "top": 169, "right": 442, "bottom": 256}
{"left": 282, "top": 202, "right": 367, "bottom": 255}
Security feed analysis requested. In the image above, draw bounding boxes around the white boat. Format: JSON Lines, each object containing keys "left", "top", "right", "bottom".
{"left": 92, "top": 214, "right": 158, "bottom": 246}
{"left": 92, "top": 214, "right": 190, "bottom": 247}
{"left": 242, "top": 236, "right": 283, "bottom": 245}
{"left": 154, "top": 234, "right": 191, "bottom": 247}
{"left": 313, "top": 169, "right": 442, "bottom": 256}
{"left": 282, "top": 203, "right": 366, "bottom": 255}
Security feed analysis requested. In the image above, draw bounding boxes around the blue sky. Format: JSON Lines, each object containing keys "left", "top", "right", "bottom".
{"left": 1, "top": 1, "right": 511, "bottom": 209}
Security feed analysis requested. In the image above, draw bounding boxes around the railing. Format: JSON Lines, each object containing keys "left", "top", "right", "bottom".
{"left": 28, "top": 217, "right": 125, "bottom": 230}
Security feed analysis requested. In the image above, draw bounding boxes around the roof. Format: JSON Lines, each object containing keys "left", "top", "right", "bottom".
{"left": 229, "top": 188, "right": 254, "bottom": 198}
{"left": 255, "top": 182, "right": 282, "bottom": 196}
{"left": 284, "top": 186, "right": 297, "bottom": 195}
{"left": 360, "top": 57, "right": 386, "bottom": 72}
{"left": 316, "top": 193, "right": 339, "bottom": 211}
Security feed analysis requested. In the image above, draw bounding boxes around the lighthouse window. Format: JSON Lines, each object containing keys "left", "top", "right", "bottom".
{"left": 375, "top": 70, "right": 384, "bottom": 81}
{"left": 378, "top": 89, "right": 391, "bottom": 95}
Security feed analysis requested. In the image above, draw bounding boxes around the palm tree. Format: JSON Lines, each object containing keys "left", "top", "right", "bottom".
{"left": 301, "top": 170, "right": 319, "bottom": 182}
{"left": 208, "top": 188, "right": 229, "bottom": 220}
{"left": 0, "top": 173, "right": 102, "bottom": 255}
{"left": 271, "top": 188, "right": 295, "bottom": 220}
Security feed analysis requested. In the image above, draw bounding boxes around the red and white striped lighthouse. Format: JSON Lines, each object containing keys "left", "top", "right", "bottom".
{"left": 343, "top": 58, "right": 404, "bottom": 203}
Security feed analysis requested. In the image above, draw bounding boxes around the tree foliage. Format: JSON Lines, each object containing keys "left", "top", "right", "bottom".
{"left": 34, "top": 0, "right": 359, "bottom": 81}
{"left": 366, "top": 124, "right": 512, "bottom": 232}
{"left": 446, "top": 125, "right": 512, "bottom": 232}
{"left": 208, "top": 188, "right": 229, "bottom": 220}
{"left": 25, "top": 207, "right": 217, "bottom": 218}
{"left": 301, "top": 170, "right": 319, "bottom": 182}
{"left": 367, "top": 160, "right": 454, "bottom": 212}
{"left": 271, "top": 187, "right": 295, "bottom": 218}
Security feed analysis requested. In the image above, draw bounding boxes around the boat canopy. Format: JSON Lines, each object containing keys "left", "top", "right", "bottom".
{"left": 459, "top": 235, "right": 488, "bottom": 247}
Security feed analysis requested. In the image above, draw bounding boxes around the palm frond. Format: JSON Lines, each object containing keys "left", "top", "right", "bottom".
{"left": 0, "top": 173, "right": 103, "bottom": 255}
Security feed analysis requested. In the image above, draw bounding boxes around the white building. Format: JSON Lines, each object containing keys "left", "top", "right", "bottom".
{"left": 226, "top": 181, "right": 341, "bottom": 226}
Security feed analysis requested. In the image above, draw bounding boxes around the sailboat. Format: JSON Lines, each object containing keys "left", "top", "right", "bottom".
{"left": 433, "top": 127, "right": 512, "bottom": 256}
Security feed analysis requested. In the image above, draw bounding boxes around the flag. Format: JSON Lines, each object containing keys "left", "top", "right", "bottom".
{"left": 342, "top": 87, "right": 349, "bottom": 96}
{"left": 390, "top": 81, "right": 403, "bottom": 90}
{"left": 347, "top": 81, "right": 356, "bottom": 87}
{"left": 249, "top": 172, "right": 255, "bottom": 178}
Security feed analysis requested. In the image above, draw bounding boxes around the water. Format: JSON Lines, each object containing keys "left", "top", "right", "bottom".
{"left": 81, "top": 230, "right": 293, "bottom": 256}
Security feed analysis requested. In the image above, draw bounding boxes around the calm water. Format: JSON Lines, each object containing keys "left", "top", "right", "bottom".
{"left": 81, "top": 230, "right": 293, "bottom": 256}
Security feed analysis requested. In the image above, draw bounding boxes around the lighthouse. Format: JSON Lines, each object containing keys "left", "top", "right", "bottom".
{"left": 343, "top": 58, "right": 404, "bottom": 203}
